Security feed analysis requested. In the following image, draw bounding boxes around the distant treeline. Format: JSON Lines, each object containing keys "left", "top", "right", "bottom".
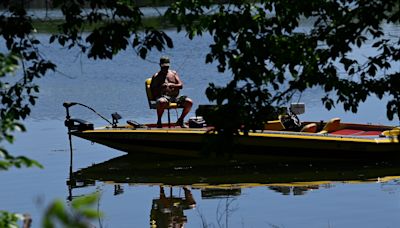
{"left": 1, "top": 0, "right": 230, "bottom": 8}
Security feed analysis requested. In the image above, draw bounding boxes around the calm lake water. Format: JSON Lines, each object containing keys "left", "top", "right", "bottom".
{"left": 1, "top": 23, "right": 400, "bottom": 228}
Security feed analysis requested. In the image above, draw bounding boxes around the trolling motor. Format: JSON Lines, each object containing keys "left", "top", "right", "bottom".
{"left": 63, "top": 102, "right": 98, "bottom": 200}
{"left": 63, "top": 102, "right": 121, "bottom": 130}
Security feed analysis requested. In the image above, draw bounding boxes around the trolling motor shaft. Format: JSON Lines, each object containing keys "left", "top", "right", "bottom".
{"left": 63, "top": 102, "right": 123, "bottom": 130}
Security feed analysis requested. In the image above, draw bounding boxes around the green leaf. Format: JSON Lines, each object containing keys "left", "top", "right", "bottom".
{"left": 71, "top": 194, "right": 99, "bottom": 209}
{"left": 42, "top": 194, "right": 101, "bottom": 228}
{"left": 79, "top": 209, "right": 102, "bottom": 219}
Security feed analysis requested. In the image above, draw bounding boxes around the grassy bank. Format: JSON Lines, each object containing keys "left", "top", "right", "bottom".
{"left": 1, "top": 0, "right": 178, "bottom": 9}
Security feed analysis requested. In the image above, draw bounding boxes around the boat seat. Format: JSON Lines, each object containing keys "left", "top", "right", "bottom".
{"left": 380, "top": 128, "right": 400, "bottom": 137}
{"left": 318, "top": 118, "right": 341, "bottom": 134}
{"left": 300, "top": 123, "right": 317, "bottom": 133}
{"left": 145, "top": 78, "right": 182, "bottom": 127}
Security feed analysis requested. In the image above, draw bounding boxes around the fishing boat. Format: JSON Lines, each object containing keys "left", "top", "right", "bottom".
{"left": 63, "top": 102, "right": 400, "bottom": 159}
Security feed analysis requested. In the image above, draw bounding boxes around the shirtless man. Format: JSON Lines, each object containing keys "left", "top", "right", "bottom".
{"left": 150, "top": 56, "right": 193, "bottom": 128}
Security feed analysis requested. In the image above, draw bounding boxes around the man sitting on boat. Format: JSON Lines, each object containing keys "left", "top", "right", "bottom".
{"left": 150, "top": 56, "right": 193, "bottom": 128}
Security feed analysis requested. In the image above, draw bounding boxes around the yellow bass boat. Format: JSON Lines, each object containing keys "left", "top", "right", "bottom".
{"left": 64, "top": 102, "right": 400, "bottom": 159}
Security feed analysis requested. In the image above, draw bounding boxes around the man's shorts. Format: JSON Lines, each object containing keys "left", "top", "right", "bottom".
{"left": 156, "top": 95, "right": 188, "bottom": 107}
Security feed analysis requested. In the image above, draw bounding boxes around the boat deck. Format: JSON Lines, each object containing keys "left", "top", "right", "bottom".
{"left": 98, "top": 123, "right": 396, "bottom": 143}
{"left": 331, "top": 129, "right": 383, "bottom": 136}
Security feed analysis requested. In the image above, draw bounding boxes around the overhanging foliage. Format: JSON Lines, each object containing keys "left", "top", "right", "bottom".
{"left": 166, "top": 0, "right": 400, "bottom": 130}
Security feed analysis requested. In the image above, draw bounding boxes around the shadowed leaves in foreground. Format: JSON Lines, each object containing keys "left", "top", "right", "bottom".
{"left": 42, "top": 193, "right": 102, "bottom": 228}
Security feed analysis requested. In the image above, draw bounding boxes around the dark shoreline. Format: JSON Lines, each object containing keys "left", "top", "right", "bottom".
{"left": 32, "top": 16, "right": 173, "bottom": 33}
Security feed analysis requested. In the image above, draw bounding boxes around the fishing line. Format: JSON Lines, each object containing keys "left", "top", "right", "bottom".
{"left": 54, "top": 69, "right": 77, "bottom": 79}
{"left": 297, "top": 91, "right": 303, "bottom": 103}
{"left": 175, "top": 50, "right": 192, "bottom": 73}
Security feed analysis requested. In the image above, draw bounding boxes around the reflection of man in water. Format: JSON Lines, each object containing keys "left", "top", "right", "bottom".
{"left": 150, "top": 186, "right": 196, "bottom": 228}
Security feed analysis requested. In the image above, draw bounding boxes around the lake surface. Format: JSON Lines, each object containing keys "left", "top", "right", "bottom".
{"left": 1, "top": 25, "right": 400, "bottom": 228}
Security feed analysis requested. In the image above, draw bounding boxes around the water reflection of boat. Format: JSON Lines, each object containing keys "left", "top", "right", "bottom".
{"left": 67, "top": 154, "right": 400, "bottom": 227}
{"left": 71, "top": 153, "right": 400, "bottom": 189}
